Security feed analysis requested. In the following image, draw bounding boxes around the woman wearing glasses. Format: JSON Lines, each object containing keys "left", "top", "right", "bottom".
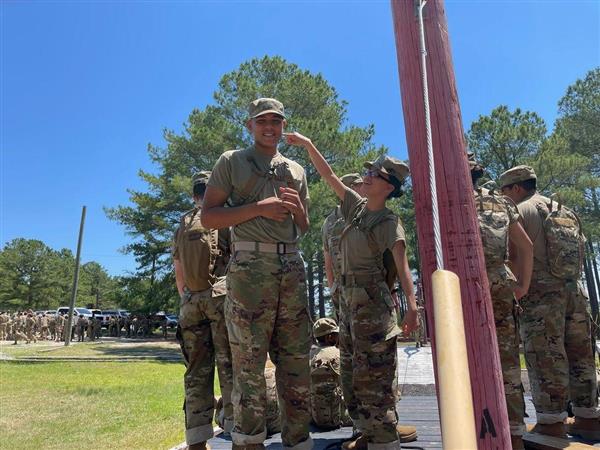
{"left": 285, "top": 132, "right": 418, "bottom": 450}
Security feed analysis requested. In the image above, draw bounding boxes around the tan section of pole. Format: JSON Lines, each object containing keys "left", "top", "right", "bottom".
{"left": 432, "top": 269, "right": 477, "bottom": 450}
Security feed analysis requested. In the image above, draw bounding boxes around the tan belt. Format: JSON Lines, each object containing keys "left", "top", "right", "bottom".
{"left": 342, "top": 272, "right": 384, "bottom": 287}
{"left": 233, "top": 241, "right": 298, "bottom": 255}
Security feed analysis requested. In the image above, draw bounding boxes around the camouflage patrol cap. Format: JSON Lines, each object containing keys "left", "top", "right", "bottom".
{"left": 192, "top": 171, "right": 211, "bottom": 186}
{"left": 364, "top": 155, "right": 410, "bottom": 182}
{"left": 248, "top": 98, "right": 286, "bottom": 119}
{"left": 340, "top": 173, "right": 362, "bottom": 188}
{"left": 498, "top": 165, "right": 536, "bottom": 188}
{"left": 313, "top": 317, "right": 339, "bottom": 338}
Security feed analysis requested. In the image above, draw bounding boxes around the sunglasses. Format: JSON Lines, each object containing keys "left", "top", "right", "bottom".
{"left": 364, "top": 169, "right": 390, "bottom": 182}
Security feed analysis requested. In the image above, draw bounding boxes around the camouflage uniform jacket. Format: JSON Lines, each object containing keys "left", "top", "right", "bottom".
{"left": 474, "top": 188, "right": 519, "bottom": 286}
{"left": 321, "top": 206, "right": 345, "bottom": 293}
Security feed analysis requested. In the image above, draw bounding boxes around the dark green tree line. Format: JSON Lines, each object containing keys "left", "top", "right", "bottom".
{"left": 0, "top": 238, "right": 117, "bottom": 311}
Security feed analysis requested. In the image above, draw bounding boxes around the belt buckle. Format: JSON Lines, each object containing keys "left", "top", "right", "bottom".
{"left": 276, "top": 242, "right": 287, "bottom": 254}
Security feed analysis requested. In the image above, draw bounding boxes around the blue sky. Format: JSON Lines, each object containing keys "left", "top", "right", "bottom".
{"left": 2, "top": 0, "right": 599, "bottom": 276}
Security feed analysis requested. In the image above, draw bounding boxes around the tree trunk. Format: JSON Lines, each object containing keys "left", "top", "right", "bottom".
{"left": 307, "top": 257, "right": 316, "bottom": 321}
{"left": 391, "top": 1, "right": 510, "bottom": 447}
{"left": 317, "top": 252, "right": 325, "bottom": 318}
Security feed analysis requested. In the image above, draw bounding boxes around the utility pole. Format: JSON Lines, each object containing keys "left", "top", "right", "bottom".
{"left": 390, "top": 1, "right": 510, "bottom": 448}
{"left": 65, "top": 206, "right": 86, "bottom": 346}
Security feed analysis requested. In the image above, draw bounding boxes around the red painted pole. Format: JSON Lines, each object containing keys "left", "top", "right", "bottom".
{"left": 390, "top": 1, "right": 511, "bottom": 448}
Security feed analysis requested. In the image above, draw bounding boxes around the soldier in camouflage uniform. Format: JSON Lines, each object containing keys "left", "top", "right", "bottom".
{"left": 310, "top": 318, "right": 352, "bottom": 430}
{"left": 39, "top": 313, "right": 49, "bottom": 340}
{"left": 322, "top": 173, "right": 364, "bottom": 322}
{"left": 287, "top": 132, "right": 418, "bottom": 450}
{"left": 0, "top": 312, "right": 8, "bottom": 340}
{"left": 500, "top": 165, "right": 600, "bottom": 440}
{"left": 87, "top": 314, "right": 95, "bottom": 341}
{"left": 55, "top": 313, "right": 64, "bottom": 342}
{"left": 174, "top": 170, "right": 234, "bottom": 450}
{"left": 470, "top": 156, "right": 533, "bottom": 450}
{"left": 48, "top": 314, "right": 56, "bottom": 341}
{"left": 13, "top": 313, "right": 28, "bottom": 344}
{"left": 77, "top": 315, "right": 87, "bottom": 342}
{"left": 25, "top": 311, "right": 37, "bottom": 344}
{"left": 202, "top": 98, "right": 312, "bottom": 450}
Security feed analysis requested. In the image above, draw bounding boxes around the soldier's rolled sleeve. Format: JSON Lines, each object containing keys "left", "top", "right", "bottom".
{"left": 207, "top": 153, "right": 233, "bottom": 197}
{"left": 172, "top": 227, "right": 181, "bottom": 260}
{"left": 341, "top": 188, "right": 362, "bottom": 222}
{"left": 375, "top": 217, "right": 406, "bottom": 251}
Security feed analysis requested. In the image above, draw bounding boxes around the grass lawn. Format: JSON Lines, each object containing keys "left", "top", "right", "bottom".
{"left": 0, "top": 358, "right": 220, "bottom": 449}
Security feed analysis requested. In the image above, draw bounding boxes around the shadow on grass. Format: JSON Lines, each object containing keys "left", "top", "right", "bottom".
{"left": 94, "top": 343, "right": 183, "bottom": 364}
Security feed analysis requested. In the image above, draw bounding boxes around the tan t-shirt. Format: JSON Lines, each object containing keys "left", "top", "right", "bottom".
{"left": 516, "top": 192, "right": 551, "bottom": 274}
{"left": 208, "top": 146, "right": 309, "bottom": 244}
{"left": 340, "top": 189, "right": 405, "bottom": 275}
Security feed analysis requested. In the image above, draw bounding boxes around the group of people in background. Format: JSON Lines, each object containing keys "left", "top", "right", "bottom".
{"left": 0, "top": 310, "right": 165, "bottom": 343}
{"left": 174, "top": 97, "right": 598, "bottom": 450}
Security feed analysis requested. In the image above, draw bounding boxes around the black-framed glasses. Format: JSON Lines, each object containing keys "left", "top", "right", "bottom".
{"left": 364, "top": 169, "right": 390, "bottom": 182}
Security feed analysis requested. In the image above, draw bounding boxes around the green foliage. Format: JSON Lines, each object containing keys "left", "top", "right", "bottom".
{"left": 0, "top": 238, "right": 116, "bottom": 311}
{"left": 106, "top": 55, "right": 388, "bottom": 308}
{"left": 466, "top": 69, "right": 600, "bottom": 240}
{"left": 466, "top": 105, "right": 547, "bottom": 179}
{"left": 556, "top": 67, "right": 600, "bottom": 174}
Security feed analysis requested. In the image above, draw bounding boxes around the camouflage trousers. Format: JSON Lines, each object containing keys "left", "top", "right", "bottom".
{"left": 216, "top": 366, "right": 282, "bottom": 436}
{"left": 490, "top": 279, "right": 525, "bottom": 436}
{"left": 340, "top": 281, "right": 402, "bottom": 447}
{"left": 177, "top": 280, "right": 234, "bottom": 445}
{"left": 520, "top": 279, "right": 599, "bottom": 424}
{"left": 0, "top": 323, "right": 7, "bottom": 340}
{"left": 311, "top": 378, "right": 352, "bottom": 429}
{"left": 25, "top": 327, "right": 36, "bottom": 343}
{"left": 330, "top": 283, "right": 341, "bottom": 324}
{"left": 226, "top": 250, "right": 311, "bottom": 449}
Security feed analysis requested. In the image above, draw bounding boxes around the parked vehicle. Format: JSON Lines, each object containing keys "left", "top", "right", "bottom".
{"left": 150, "top": 312, "right": 178, "bottom": 329}
{"left": 102, "top": 309, "right": 130, "bottom": 328}
{"left": 56, "top": 306, "right": 93, "bottom": 320}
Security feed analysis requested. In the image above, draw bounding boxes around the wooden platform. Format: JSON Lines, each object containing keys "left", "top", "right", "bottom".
{"left": 206, "top": 396, "right": 600, "bottom": 449}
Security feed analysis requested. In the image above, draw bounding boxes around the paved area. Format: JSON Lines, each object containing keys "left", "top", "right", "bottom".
{"left": 397, "top": 345, "right": 435, "bottom": 385}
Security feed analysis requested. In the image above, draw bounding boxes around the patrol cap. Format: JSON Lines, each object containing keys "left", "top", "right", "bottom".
{"left": 313, "top": 317, "right": 339, "bottom": 338}
{"left": 192, "top": 171, "right": 211, "bottom": 186}
{"left": 364, "top": 155, "right": 410, "bottom": 183}
{"left": 341, "top": 173, "right": 363, "bottom": 188}
{"left": 498, "top": 165, "right": 536, "bottom": 188}
{"left": 248, "top": 98, "right": 286, "bottom": 120}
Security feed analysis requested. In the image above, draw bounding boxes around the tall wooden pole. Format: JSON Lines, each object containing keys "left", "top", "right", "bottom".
{"left": 390, "top": 1, "right": 510, "bottom": 448}
{"left": 65, "top": 206, "right": 86, "bottom": 346}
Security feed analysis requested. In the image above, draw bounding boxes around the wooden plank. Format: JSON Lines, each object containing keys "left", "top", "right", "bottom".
{"left": 524, "top": 432, "right": 596, "bottom": 450}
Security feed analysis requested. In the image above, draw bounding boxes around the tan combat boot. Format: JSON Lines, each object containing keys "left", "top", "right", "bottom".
{"left": 188, "top": 442, "right": 210, "bottom": 450}
{"left": 397, "top": 424, "right": 417, "bottom": 443}
{"left": 510, "top": 434, "right": 525, "bottom": 450}
{"left": 566, "top": 417, "right": 600, "bottom": 442}
{"left": 341, "top": 434, "right": 367, "bottom": 450}
{"left": 530, "top": 422, "right": 567, "bottom": 438}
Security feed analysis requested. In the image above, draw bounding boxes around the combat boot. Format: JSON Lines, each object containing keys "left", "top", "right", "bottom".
{"left": 510, "top": 434, "right": 525, "bottom": 450}
{"left": 341, "top": 435, "right": 367, "bottom": 450}
{"left": 530, "top": 422, "right": 567, "bottom": 439}
{"left": 397, "top": 424, "right": 417, "bottom": 443}
{"left": 566, "top": 417, "right": 600, "bottom": 442}
{"left": 188, "top": 442, "right": 210, "bottom": 450}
